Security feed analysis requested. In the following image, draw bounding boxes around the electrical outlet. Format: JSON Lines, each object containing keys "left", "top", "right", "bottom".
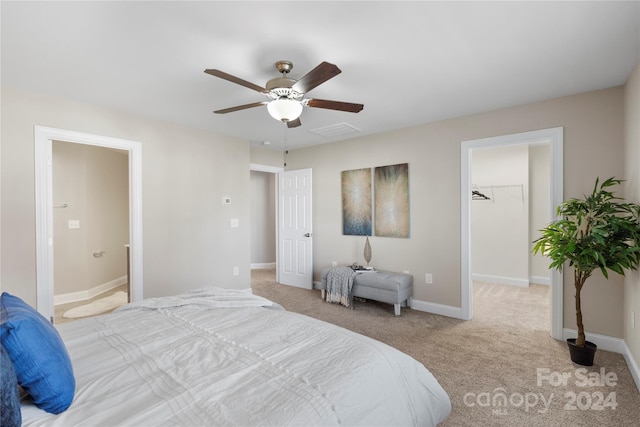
{"left": 332, "top": 261, "right": 337, "bottom": 267}
{"left": 233, "top": 266, "right": 239, "bottom": 276}
{"left": 68, "top": 219, "right": 80, "bottom": 229}
{"left": 425, "top": 273, "right": 433, "bottom": 284}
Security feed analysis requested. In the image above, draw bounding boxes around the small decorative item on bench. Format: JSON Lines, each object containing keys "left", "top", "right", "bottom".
{"left": 351, "top": 262, "right": 375, "bottom": 272}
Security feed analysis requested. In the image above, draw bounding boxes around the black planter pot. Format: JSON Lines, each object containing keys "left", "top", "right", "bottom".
{"left": 567, "top": 338, "right": 597, "bottom": 366}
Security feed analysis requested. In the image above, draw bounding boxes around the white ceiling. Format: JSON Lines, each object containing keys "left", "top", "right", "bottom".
{"left": 2, "top": 1, "right": 639, "bottom": 151}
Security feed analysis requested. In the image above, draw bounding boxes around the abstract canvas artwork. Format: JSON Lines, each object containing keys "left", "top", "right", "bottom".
{"left": 374, "top": 163, "right": 410, "bottom": 238}
{"left": 341, "top": 168, "right": 372, "bottom": 235}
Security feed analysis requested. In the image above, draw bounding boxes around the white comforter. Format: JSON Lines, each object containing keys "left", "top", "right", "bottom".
{"left": 22, "top": 288, "right": 451, "bottom": 426}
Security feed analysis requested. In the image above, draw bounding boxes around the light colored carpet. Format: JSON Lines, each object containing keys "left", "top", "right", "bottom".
{"left": 251, "top": 269, "right": 640, "bottom": 426}
{"left": 62, "top": 291, "right": 128, "bottom": 319}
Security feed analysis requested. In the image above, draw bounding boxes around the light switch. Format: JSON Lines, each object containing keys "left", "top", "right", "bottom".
{"left": 230, "top": 218, "right": 239, "bottom": 228}
{"left": 68, "top": 220, "right": 80, "bottom": 229}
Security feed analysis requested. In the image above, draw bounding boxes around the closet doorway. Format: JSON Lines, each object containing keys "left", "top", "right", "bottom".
{"left": 470, "top": 143, "right": 551, "bottom": 331}
{"left": 460, "top": 127, "right": 564, "bottom": 340}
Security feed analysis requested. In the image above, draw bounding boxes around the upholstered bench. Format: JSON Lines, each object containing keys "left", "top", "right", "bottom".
{"left": 317, "top": 268, "right": 413, "bottom": 316}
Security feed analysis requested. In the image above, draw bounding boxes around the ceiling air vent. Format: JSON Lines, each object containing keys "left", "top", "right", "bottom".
{"left": 309, "top": 122, "right": 361, "bottom": 138}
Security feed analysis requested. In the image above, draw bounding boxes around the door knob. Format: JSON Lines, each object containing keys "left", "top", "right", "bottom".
{"left": 304, "top": 233, "right": 312, "bottom": 237}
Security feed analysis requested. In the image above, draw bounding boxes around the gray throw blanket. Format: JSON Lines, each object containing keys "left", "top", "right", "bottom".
{"left": 325, "top": 267, "right": 357, "bottom": 308}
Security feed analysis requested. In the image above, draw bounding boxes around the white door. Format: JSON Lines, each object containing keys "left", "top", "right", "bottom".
{"left": 278, "top": 168, "right": 313, "bottom": 289}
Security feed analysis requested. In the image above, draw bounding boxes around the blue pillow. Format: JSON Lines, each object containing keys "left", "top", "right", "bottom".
{"left": 0, "top": 292, "right": 75, "bottom": 414}
{"left": 1, "top": 343, "right": 21, "bottom": 427}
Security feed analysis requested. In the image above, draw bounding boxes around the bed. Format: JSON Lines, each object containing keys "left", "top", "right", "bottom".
{"left": 3, "top": 287, "right": 451, "bottom": 426}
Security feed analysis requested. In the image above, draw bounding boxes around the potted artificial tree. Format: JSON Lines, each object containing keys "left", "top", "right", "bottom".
{"left": 533, "top": 177, "right": 640, "bottom": 366}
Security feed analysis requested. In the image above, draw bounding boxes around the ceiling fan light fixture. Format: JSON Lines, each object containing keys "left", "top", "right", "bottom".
{"left": 206, "top": 61, "right": 363, "bottom": 125}
{"left": 267, "top": 98, "right": 303, "bottom": 123}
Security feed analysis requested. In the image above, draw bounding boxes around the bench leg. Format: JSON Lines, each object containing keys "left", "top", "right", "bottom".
{"left": 394, "top": 303, "right": 400, "bottom": 316}
{"left": 321, "top": 289, "right": 325, "bottom": 299}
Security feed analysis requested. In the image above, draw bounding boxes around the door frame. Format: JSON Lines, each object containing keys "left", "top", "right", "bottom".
{"left": 35, "top": 126, "right": 143, "bottom": 322}
{"left": 250, "top": 163, "right": 283, "bottom": 281}
{"left": 460, "top": 127, "right": 563, "bottom": 340}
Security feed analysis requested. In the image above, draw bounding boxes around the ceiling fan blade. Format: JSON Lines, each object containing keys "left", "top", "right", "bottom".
{"left": 306, "top": 98, "right": 364, "bottom": 113}
{"left": 286, "top": 118, "right": 302, "bottom": 128}
{"left": 205, "top": 69, "right": 267, "bottom": 93}
{"left": 292, "top": 62, "right": 341, "bottom": 94}
{"left": 214, "top": 102, "right": 266, "bottom": 114}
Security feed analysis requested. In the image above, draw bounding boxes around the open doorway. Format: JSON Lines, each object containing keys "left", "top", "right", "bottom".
{"left": 35, "top": 126, "right": 143, "bottom": 323}
{"left": 461, "top": 127, "right": 564, "bottom": 340}
{"left": 250, "top": 164, "right": 283, "bottom": 285}
{"left": 470, "top": 143, "right": 551, "bottom": 330}
{"left": 52, "top": 141, "right": 129, "bottom": 323}
{"left": 249, "top": 164, "right": 314, "bottom": 289}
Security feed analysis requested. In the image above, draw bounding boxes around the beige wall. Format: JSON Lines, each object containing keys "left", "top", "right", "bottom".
{"left": 471, "top": 145, "right": 529, "bottom": 285}
{"left": 250, "top": 146, "right": 284, "bottom": 168}
{"left": 1, "top": 86, "right": 251, "bottom": 307}
{"left": 623, "top": 62, "right": 640, "bottom": 368}
{"left": 53, "top": 141, "right": 129, "bottom": 297}
{"left": 286, "top": 86, "right": 626, "bottom": 338}
{"left": 529, "top": 144, "right": 551, "bottom": 281}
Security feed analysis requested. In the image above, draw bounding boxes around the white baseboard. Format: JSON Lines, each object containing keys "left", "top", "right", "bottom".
{"left": 54, "top": 276, "right": 127, "bottom": 305}
{"left": 472, "top": 273, "right": 529, "bottom": 288}
{"left": 411, "top": 298, "right": 466, "bottom": 320}
{"left": 621, "top": 341, "right": 640, "bottom": 394}
{"left": 530, "top": 275, "right": 551, "bottom": 286}
{"left": 562, "top": 328, "right": 640, "bottom": 393}
{"left": 251, "top": 262, "right": 276, "bottom": 270}
{"left": 561, "top": 328, "right": 625, "bottom": 353}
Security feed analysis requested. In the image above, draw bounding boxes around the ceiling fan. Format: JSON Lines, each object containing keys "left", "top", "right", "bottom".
{"left": 205, "top": 60, "right": 364, "bottom": 128}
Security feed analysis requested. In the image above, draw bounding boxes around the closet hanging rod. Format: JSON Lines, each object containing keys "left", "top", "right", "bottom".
{"left": 472, "top": 184, "right": 524, "bottom": 203}
{"left": 473, "top": 184, "right": 524, "bottom": 189}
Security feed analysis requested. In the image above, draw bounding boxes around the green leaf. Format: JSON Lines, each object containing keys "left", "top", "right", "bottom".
{"left": 532, "top": 176, "right": 640, "bottom": 279}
